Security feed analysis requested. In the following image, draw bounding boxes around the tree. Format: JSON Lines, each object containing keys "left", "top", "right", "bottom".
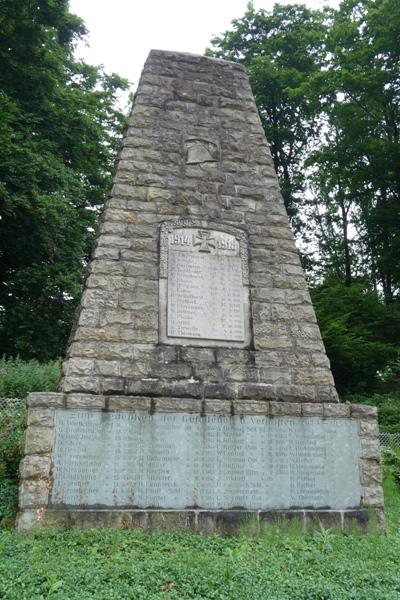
{"left": 0, "top": 0, "right": 128, "bottom": 359}
{"left": 307, "top": 0, "right": 400, "bottom": 302}
{"left": 207, "top": 2, "right": 329, "bottom": 230}
{"left": 311, "top": 279, "right": 399, "bottom": 394}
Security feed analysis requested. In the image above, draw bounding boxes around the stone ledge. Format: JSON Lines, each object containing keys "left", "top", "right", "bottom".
{"left": 58, "top": 379, "right": 340, "bottom": 403}
{"left": 16, "top": 508, "right": 383, "bottom": 533}
{"left": 24, "top": 395, "right": 380, "bottom": 421}
{"left": 27, "top": 393, "right": 65, "bottom": 408}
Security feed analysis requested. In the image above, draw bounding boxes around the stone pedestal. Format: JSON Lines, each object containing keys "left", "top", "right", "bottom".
{"left": 17, "top": 393, "right": 383, "bottom": 532}
{"left": 17, "top": 50, "right": 384, "bottom": 532}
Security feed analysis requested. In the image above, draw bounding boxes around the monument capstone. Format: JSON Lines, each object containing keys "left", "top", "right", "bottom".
{"left": 17, "top": 50, "right": 384, "bottom": 533}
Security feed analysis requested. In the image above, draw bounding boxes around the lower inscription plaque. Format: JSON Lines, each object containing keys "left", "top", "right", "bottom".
{"left": 51, "top": 411, "right": 361, "bottom": 510}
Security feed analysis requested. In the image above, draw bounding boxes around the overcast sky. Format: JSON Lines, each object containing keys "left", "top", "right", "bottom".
{"left": 69, "top": 0, "right": 340, "bottom": 101}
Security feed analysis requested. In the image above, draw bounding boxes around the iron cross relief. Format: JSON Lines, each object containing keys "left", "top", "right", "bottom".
{"left": 193, "top": 230, "right": 215, "bottom": 253}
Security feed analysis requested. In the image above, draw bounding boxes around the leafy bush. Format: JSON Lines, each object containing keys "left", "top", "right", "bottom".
{"left": 0, "top": 356, "right": 60, "bottom": 399}
{"left": 0, "top": 403, "right": 26, "bottom": 523}
{"left": 382, "top": 447, "right": 400, "bottom": 486}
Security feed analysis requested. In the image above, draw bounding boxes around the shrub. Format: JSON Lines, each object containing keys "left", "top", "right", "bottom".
{"left": 382, "top": 446, "right": 400, "bottom": 486}
{"left": 0, "top": 403, "right": 26, "bottom": 523}
{"left": 0, "top": 356, "right": 60, "bottom": 399}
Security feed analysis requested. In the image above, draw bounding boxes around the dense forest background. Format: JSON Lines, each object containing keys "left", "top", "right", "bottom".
{"left": 0, "top": 0, "right": 399, "bottom": 401}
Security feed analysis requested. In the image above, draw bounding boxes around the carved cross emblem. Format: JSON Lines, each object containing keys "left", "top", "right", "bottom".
{"left": 193, "top": 230, "right": 215, "bottom": 253}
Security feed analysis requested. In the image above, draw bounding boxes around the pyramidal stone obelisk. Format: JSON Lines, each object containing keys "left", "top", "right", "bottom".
{"left": 17, "top": 51, "right": 383, "bottom": 532}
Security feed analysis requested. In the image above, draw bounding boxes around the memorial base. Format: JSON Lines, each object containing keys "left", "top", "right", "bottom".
{"left": 17, "top": 393, "right": 384, "bottom": 533}
{"left": 17, "top": 508, "right": 383, "bottom": 534}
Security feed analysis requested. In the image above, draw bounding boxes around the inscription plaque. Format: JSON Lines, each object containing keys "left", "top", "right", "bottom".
{"left": 159, "top": 220, "right": 251, "bottom": 347}
{"left": 51, "top": 411, "right": 362, "bottom": 510}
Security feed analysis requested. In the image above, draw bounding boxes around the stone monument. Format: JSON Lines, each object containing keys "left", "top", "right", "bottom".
{"left": 17, "top": 50, "right": 384, "bottom": 532}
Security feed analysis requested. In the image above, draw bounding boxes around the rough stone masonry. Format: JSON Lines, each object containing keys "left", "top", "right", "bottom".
{"left": 17, "top": 51, "right": 384, "bottom": 533}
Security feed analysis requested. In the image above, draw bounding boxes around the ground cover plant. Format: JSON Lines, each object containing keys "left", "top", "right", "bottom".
{"left": 0, "top": 476, "right": 399, "bottom": 600}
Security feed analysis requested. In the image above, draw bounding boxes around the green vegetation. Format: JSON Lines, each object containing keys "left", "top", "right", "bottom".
{"left": 0, "top": 0, "right": 128, "bottom": 360}
{"left": 0, "top": 477, "right": 398, "bottom": 599}
{"left": 0, "top": 356, "right": 60, "bottom": 399}
{"left": 0, "top": 402, "right": 25, "bottom": 523}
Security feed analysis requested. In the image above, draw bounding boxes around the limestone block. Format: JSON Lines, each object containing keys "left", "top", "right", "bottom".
{"left": 323, "top": 404, "right": 350, "bottom": 418}
{"left": 61, "top": 376, "right": 100, "bottom": 394}
{"left": 257, "top": 368, "right": 291, "bottom": 385}
{"left": 285, "top": 290, "right": 312, "bottom": 305}
{"left": 81, "top": 288, "right": 118, "bottom": 309}
{"left": 301, "top": 404, "right": 324, "bottom": 417}
{"left": 316, "top": 386, "right": 339, "bottom": 403}
{"left": 237, "top": 383, "right": 276, "bottom": 400}
{"left": 65, "top": 357, "right": 95, "bottom": 375}
{"left": 192, "top": 364, "right": 224, "bottom": 383}
{"left": 181, "top": 347, "right": 216, "bottom": 363}
{"left": 360, "top": 438, "right": 380, "bottom": 460}
{"left": 155, "top": 363, "right": 193, "bottom": 380}
{"left": 27, "top": 408, "right": 54, "bottom": 428}
{"left": 66, "top": 394, "right": 105, "bottom": 409}
{"left": 270, "top": 402, "right": 302, "bottom": 416}
{"left": 233, "top": 400, "right": 269, "bottom": 415}
{"left": 24, "top": 427, "right": 54, "bottom": 454}
{"left": 203, "top": 382, "right": 236, "bottom": 399}
{"left": 77, "top": 308, "right": 100, "bottom": 327}
{"left": 360, "top": 459, "right": 382, "bottom": 486}
{"left": 351, "top": 404, "right": 378, "bottom": 419}
{"left": 20, "top": 455, "right": 51, "bottom": 479}
{"left": 154, "top": 398, "right": 202, "bottom": 413}
{"left": 101, "top": 377, "right": 125, "bottom": 394}
{"left": 253, "top": 351, "right": 281, "bottom": 368}
{"left": 107, "top": 396, "right": 152, "bottom": 411}
{"left": 254, "top": 336, "right": 293, "bottom": 350}
{"left": 27, "top": 393, "right": 65, "bottom": 408}
{"left": 204, "top": 400, "right": 232, "bottom": 415}
{"left": 359, "top": 419, "right": 379, "bottom": 437}
{"left": 275, "top": 385, "right": 316, "bottom": 403}
{"left": 95, "top": 360, "right": 122, "bottom": 377}
{"left": 293, "top": 368, "right": 334, "bottom": 386}
{"left": 221, "top": 365, "right": 259, "bottom": 383}
{"left": 92, "top": 246, "right": 121, "bottom": 260}
{"left": 363, "top": 485, "right": 384, "bottom": 507}
{"left": 90, "top": 260, "right": 125, "bottom": 276}
{"left": 74, "top": 326, "right": 121, "bottom": 342}
{"left": 19, "top": 479, "right": 49, "bottom": 508}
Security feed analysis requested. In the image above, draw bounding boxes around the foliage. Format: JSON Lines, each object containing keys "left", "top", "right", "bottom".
{"left": 382, "top": 446, "right": 400, "bottom": 486}
{"left": 0, "top": 356, "right": 58, "bottom": 524}
{"left": 0, "top": 403, "right": 25, "bottom": 523}
{"left": 311, "top": 279, "right": 399, "bottom": 394}
{"left": 0, "top": 0, "right": 128, "bottom": 360}
{"left": 0, "top": 480, "right": 399, "bottom": 599}
{"left": 0, "top": 356, "right": 60, "bottom": 399}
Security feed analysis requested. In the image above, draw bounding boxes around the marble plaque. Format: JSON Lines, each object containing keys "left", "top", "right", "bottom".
{"left": 50, "top": 411, "right": 362, "bottom": 510}
{"left": 159, "top": 220, "right": 251, "bottom": 347}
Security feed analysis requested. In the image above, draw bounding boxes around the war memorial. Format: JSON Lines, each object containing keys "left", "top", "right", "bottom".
{"left": 17, "top": 50, "right": 384, "bottom": 532}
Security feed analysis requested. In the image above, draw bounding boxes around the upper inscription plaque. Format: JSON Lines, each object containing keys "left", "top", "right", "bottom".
{"left": 159, "top": 220, "right": 251, "bottom": 347}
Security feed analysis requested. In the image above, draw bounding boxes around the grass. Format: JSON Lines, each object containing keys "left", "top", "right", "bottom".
{"left": 0, "top": 478, "right": 399, "bottom": 600}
